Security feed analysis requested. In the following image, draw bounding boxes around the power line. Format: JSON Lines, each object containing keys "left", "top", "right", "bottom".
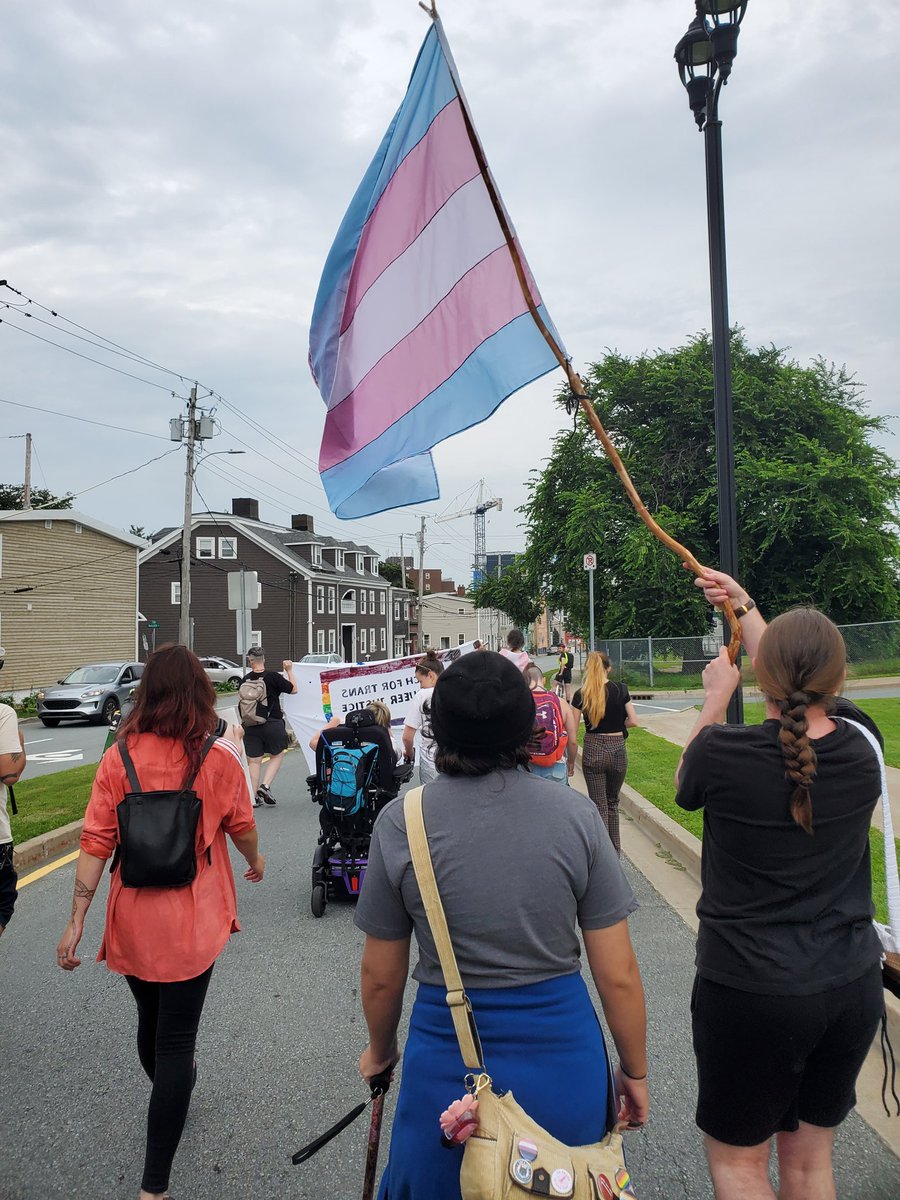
{"left": 0, "top": 446, "right": 182, "bottom": 521}
{"left": 0, "top": 316, "right": 187, "bottom": 395}
{"left": 0, "top": 394, "right": 171, "bottom": 441}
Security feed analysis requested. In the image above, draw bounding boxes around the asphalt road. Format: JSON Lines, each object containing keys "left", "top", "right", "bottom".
{"left": 2, "top": 749, "right": 897, "bottom": 1199}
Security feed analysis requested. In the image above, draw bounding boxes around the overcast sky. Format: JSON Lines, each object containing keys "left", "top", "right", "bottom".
{"left": 1, "top": 0, "right": 897, "bottom": 587}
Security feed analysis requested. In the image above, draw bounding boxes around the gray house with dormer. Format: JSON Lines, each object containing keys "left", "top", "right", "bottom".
{"left": 138, "top": 498, "right": 412, "bottom": 663}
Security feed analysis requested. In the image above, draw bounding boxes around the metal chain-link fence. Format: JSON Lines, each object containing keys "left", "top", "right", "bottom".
{"left": 595, "top": 620, "right": 900, "bottom": 689}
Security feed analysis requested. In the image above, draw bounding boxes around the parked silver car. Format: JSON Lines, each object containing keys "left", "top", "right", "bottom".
{"left": 198, "top": 656, "right": 245, "bottom": 688}
{"left": 37, "top": 662, "right": 144, "bottom": 727}
{"left": 300, "top": 652, "right": 343, "bottom": 665}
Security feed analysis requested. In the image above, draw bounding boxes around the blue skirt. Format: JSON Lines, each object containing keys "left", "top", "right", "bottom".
{"left": 379, "top": 973, "right": 613, "bottom": 1200}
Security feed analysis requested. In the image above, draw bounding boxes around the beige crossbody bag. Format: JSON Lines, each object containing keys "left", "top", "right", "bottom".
{"left": 404, "top": 787, "right": 635, "bottom": 1200}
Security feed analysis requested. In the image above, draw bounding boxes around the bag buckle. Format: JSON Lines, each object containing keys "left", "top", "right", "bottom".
{"left": 464, "top": 1071, "right": 492, "bottom": 1097}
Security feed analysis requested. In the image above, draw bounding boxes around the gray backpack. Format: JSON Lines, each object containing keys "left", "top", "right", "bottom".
{"left": 238, "top": 676, "right": 268, "bottom": 726}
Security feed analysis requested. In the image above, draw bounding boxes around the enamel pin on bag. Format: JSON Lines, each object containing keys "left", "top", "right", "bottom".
{"left": 404, "top": 788, "right": 634, "bottom": 1199}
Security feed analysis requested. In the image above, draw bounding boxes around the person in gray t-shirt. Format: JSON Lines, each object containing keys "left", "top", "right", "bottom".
{"left": 354, "top": 651, "right": 649, "bottom": 1200}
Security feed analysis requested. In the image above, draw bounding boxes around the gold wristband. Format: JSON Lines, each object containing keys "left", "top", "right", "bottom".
{"left": 732, "top": 598, "right": 756, "bottom": 619}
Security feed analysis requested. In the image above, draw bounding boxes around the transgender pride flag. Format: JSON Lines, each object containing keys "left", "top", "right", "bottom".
{"left": 309, "top": 17, "right": 565, "bottom": 519}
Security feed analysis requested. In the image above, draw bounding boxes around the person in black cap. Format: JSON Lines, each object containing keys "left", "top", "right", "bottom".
{"left": 353, "top": 651, "right": 650, "bottom": 1200}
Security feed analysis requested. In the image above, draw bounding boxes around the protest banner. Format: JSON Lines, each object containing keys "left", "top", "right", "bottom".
{"left": 281, "top": 643, "right": 475, "bottom": 770}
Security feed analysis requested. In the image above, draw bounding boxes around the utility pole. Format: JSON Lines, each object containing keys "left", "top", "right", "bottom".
{"left": 179, "top": 387, "right": 198, "bottom": 647}
{"left": 22, "top": 433, "right": 32, "bottom": 509}
{"left": 416, "top": 515, "right": 426, "bottom": 651}
{"left": 399, "top": 534, "right": 407, "bottom": 590}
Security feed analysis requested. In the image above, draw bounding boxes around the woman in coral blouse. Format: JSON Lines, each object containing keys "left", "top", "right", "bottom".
{"left": 56, "top": 644, "right": 265, "bottom": 1200}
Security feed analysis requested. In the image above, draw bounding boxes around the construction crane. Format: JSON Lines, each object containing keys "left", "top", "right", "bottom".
{"left": 434, "top": 480, "right": 502, "bottom": 584}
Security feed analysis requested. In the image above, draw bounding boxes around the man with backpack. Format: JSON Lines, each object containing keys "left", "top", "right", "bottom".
{"left": 523, "top": 663, "right": 578, "bottom": 785}
{"left": 239, "top": 646, "right": 297, "bottom": 806}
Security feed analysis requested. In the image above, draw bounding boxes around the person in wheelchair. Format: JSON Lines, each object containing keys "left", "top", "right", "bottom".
{"left": 309, "top": 701, "right": 406, "bottom": 819}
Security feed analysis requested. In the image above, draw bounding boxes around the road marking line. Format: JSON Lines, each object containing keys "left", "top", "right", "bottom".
{"left": 19, "top": 850, "right": 79, "bottom": 888}
{"left": 633, "top": 702, "right": 684, "bottom": 712}
{"left": 23, "top": 737, "right": 53, "bottom": 746}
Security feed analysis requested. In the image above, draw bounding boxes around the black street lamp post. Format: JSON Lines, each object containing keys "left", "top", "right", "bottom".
{"left": 675, "top": 0, "right": 748, "bottom": 724}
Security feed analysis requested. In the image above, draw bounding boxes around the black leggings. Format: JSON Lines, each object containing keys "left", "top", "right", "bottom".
{"left": 125, "top": 965, "right": 214, "bottom": 1194}
{"left": 0, "top": 842, "right": 17, "bottom": 928}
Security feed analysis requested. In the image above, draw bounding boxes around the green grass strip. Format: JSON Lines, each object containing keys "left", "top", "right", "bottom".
{"left": 9, "top": 762, "right": 98, "bottom": 844}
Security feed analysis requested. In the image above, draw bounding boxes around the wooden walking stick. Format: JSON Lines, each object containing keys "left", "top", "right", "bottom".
{"left": 361, "top": 1087, "right": 386, "bottom": 1200}
{"left": 424, "top": 4, "right": 743, "bottom": 665}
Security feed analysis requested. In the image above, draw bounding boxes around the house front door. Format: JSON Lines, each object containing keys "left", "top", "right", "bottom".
{"left": 341, "top": 624, "right": 355, "bottom": 663}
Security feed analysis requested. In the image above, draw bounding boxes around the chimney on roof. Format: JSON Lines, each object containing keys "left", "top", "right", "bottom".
{"left": 291, "top": 513, "right": 314, "bottom": 533}
{"left": 232, "top": 498, "right": 259, "bottom": 521}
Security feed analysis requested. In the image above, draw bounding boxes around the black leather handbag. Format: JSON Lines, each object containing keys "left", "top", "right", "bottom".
{"left": 114, "top": 734, "right": 218, "bottom": 888}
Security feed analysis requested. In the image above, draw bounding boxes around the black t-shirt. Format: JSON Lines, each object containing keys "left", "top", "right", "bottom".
{"left": 572, "top": 682, "right": 631, "bottom": 734}
{"left": 318, "top": 720, "right": 397, "bottom": 791}
{"left": 675, "top": 701, "right": 883, "bottom": 995}
{"left": 242, "top": 669, "right": 293, "bottom": 720}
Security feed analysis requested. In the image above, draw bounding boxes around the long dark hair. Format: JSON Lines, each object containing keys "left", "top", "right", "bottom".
{"left": 119, "top": 644, "right": 218, "bottom": 783}
{"left": 754, "top": 609, "right": 845, "bottom": 835}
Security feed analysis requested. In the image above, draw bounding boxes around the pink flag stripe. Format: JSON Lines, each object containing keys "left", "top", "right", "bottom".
{"left": 329, "top": 177, "right": 506, "bottom": 410}
{"left": 320, "top": 246, "right": 529, "bottom": 471}
{"left": 339, "top": 97, "right": 480, "bottom": 338}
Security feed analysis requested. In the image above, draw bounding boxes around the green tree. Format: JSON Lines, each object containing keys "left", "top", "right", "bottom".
{"left": 521, "top": 333, "right": 900, "bottom": 637}
{"left": 471, "top": 556, "right": 542, "bottom": 631}
{"left": 0, "top": 484, "right": 72, "bottom": 510}
{"left": 378, "top": 559, "right": 404, "bottom": 587}
{"left": 129, "top": 524, "right": 147, "bottom": 538}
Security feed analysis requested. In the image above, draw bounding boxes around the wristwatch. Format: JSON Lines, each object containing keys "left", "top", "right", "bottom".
{"left": 732, "top": 598, "right": 756, "bottom": 619}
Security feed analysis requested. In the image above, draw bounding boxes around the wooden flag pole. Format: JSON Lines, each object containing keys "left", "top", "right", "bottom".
{"left": 424, "top": 5, "right": 742, "bottom": 663}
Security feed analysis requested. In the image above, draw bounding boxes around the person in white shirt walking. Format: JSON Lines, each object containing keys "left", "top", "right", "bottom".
{"left": 402, "top": 650, "right": 444, "bottom": 784}
{"left": 0, "top": 647, "right": 27, "bottom": 938}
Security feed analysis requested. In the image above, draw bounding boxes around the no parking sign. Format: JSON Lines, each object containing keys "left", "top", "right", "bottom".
{"left": 583, "top": 552, "right": 597, "bottom": 570}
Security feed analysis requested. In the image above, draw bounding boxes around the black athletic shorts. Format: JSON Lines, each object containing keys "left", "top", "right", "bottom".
{"left": 243, "top": 717, "right": 289, "bottom": 759}
{"left": 691, "top": 965, "right": 883, "bottom": 1146}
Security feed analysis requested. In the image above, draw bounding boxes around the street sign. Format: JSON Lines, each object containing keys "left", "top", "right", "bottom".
{"left": 583, "top": 553, "right": 597, "bottom": 571}
{"left": 147, "top": 620, "right": 160, "bottom": 629}
{"left": 227, "top": 570, "right": 259, "bottom": 610}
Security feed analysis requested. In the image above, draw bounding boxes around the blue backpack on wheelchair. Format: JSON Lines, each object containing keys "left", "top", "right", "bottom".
{"left": 322, "top": 739, "right": 379, "bottom": 819}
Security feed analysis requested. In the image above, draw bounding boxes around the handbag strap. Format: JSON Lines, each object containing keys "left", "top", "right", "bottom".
{"left": 844, "top": 718, "right": 900, "bottom": 950}
{"left": 404, "top": 787, "right": 485, "bottom": 1073}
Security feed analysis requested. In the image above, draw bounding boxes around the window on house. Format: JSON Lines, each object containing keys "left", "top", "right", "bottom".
{"left": 312, "top": 545, "right": 323, "bottom": 566}
{"left": 423, "top": 634, "right": 431, "bottom": 648}
{"left": 336, "top": 550, "right": 345, "bottom": 570}
{"left": 316, "top": 585, "right": 325, "bottom": 614}
{"left": 379, "top": 591, "right": 386, "bottom": 615}
{"left": 317, "top": 629, "right": 325, "bottom": 653}
{"left": 341, "top": 590, "right": 356, "bottom": 614}
{"left": 328, "top": 629, "right": 336, "bottom": 653}
{"left": 0, "top": 533, "right": 3, "bottom": 577}
{"left": 394, "top": 637, "right": 404, "bottom": 657}
{"left": 218, "top": 537, "right": 237, "bottom": 560}
{"left": 393, "top": 601, "right": 400, "bottom": 621}
{"left": 196, "top": 536, "right": 215, "bottom": 559}
{"left": 171, "top": 581, "right": 181, "bottom": 605}
{"left": 328, "top": 587, "right": 335, "bottom": 614}
{"left": 257, "top": 583, "right": 263, "bottom": 606}
{"left": 372, "top": 559, "right": 379, "bottom": 575}
{"left": 370, "top": 627, "right": 376, "bottom": 651}
{"left": 44, "top": 519, "right": 53, "bottom": 529}
{"left": 369, "top": 590, "right": 375, "bottom": 611}
{"left": 360, "top": 628, "right": 367, "bottom": 653}
{"left": 360, "top": 590, "right": 367, "bottom": 615}
{"left": 380, "top": 629, "right": 386, "bottom": 651}
{"left": 425, "top": 572, "right": 431, "bottom": 580}
{"left": 458, "top": 634, "right": 465, "bottom": 645}
{"left": 74, "top": 523, "right": 83, "bottom": 534}
{"left": 440, "top": 637, "right": 451, "bottom": 649}
{"left": 251, "top": 629, "right": 262, "bottom": 646}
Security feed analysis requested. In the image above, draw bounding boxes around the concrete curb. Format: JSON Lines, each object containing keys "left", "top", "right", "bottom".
{"left": 14, "top": 819, "right": 84, "bottom": 872}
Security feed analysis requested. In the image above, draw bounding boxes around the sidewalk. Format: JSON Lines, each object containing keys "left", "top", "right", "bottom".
{"left": 639, "top": 708, "right": 900, "bottom": 833}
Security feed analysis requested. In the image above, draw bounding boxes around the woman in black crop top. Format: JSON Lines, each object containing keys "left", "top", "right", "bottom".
{"left": 571, "top": 652, "right": 638, "bottom": 852}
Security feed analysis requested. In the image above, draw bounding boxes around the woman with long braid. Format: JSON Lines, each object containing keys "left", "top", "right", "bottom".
{"left": 676, "top": 568, "right": 885, "bottom": 1200}
{"left": 571, "top": 651, "right": 639, "bottom": 852}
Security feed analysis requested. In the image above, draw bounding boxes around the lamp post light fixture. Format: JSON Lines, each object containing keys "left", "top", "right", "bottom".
{"left": 675, "top": 0, "right": 748, "bottom": 725}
